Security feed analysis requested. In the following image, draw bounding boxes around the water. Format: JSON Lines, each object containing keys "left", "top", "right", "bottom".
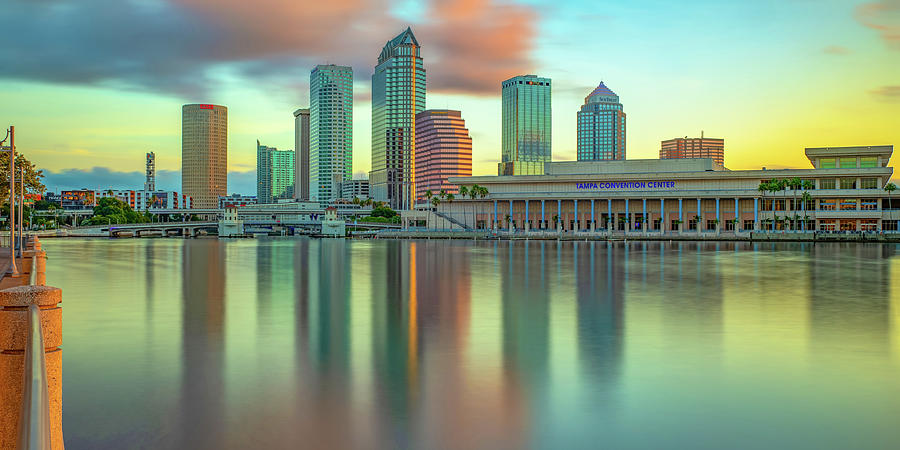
{"left": 43, "top": 238, "right": 900, "bottom": 449}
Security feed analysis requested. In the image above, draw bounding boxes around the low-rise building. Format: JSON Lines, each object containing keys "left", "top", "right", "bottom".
{"left": 219, "top": 194, "right": 257, "bottom": 208}
{"left": 340, "top": 179, "right": 370, "bottom": 201}
{"left": 408, "top": 145, "right": 897, "bottom": 233}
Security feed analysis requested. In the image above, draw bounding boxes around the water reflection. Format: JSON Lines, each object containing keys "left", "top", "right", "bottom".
{"left": 46, "top": 239, "right": 900, "bottom": 449}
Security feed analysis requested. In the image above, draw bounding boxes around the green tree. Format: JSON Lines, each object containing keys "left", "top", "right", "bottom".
{"left": 0, "top": 153, "right": 45, "bottom": 202}
{"left": 885, "top": 182, "right": 897, "bottom": 225}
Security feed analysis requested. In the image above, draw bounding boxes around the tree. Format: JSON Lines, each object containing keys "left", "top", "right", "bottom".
{"left": 425, "top": 189, "right": 433, "bottom": 202}
{"left": 800, "top": 191, "right": 813, "bottom": 231}
{"left": 467, "top": 184, "right": 479, "bottom": 229}
{"left": 372, "top": 206, "right": 398, "bottom": 218}
{"left": 88, "top": 197, "right": 148, "bottom": 225}
{"left": 430, "top": 196, "right": 440, "bottom": 210}
{"left": 0, "top": 152, "right": 45, "bottom": 202}
{"left": 758, "top": 181, "right": 770, "bottom": 231}
{"left": 885, "top": 182, "right": 897, "bottom": 226}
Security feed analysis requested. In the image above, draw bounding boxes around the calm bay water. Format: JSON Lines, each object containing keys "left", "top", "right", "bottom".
{"left": 43, "top": 238, "right": 900, "bottom": 449}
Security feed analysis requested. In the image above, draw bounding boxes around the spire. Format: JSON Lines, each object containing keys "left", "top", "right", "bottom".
{"left": 585, "top": 82, "right": 619, "bottom": 104}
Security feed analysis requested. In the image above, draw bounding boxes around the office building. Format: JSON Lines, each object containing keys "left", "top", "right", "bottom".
{"left": 370, "top": 27, "right": 426, "bottom": 210}
{"left": 577, "top": 82, "right": 625, "bottom": 161}
{"left": 414, "top": 110, "right": 472, "bottom": 201}
{"left": 660, "top": 135, "right": 725, "bottom": 166}
{"left": 294, "top": 108, "right": 310, "bottom": 200}
{"left": 499, "top": 75, "right": 551, "bottom": 176}
{"left": 405, "top": 145, "right": 896, "bottom": 233}
{"left": 310, "top": 65, "right": 353, "bottom": 204}
{"left": 219, "top": 194, "right": 258, "bottom": 209}
{"left": 257, "top": 141, "right": 295, "bottom": 204}
{"left": 182, "top": 104, "right": 227, "bottom": 209}
{"left": 145, "top": 152, "right": 156, "bottom": 191}
{"left": 63, "top": 189, "right": 192, "bottom": 211}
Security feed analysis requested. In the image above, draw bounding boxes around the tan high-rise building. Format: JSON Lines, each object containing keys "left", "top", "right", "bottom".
{"left": 660, "top": 135, "right": 725, "bottom": 166}
{"left": 182, "top": 104, "right": 227, "bottom": 208}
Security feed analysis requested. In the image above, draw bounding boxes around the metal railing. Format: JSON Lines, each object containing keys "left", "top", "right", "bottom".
{"left": 19, "top": 239, "right": 52, "bottom": 450}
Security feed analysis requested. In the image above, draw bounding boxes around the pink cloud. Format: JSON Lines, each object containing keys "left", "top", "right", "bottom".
{"left": 855, "top": 0, "right": 900, "bottom": 50}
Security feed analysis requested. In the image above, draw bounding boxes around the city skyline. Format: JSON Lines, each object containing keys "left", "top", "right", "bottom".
{"left": 2, "top": 0, "right": 899, "bottom": 193}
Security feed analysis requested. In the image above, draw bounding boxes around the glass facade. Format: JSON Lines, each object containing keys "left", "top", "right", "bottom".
{"left": 181, "top": 104, "right": 227, "bottom": 208}
{"left": 414, "top": 110, "right": 472, "bottom": 201}
{"left": 256, "top": 141, "right": 295, "bottom": 204}
{"left": 499, "top": 75, "right": 551, "bottom": 175}
{"left": 370, "top": 27, "right": 426, "bottom": 209}
{"left": 577, "top": 82, "right": 625, "bottom": 161}
{"left": 310, "top": 65, "right": 353, "bottom": 204}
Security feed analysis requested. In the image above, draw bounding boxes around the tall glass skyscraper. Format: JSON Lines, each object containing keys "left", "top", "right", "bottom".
{"left": 256, "top": 141, "right": 295, "bottom": 204}
{"left": 370, "top": 27, "right": 426, "bottom": 210}
{"left": 310, "top": 65, "right": 353, "bottom": 204}
{"left": 499, "top": 75, "right": 551, "bottom": 176}
{"left": 577, "top": 82, "right": 626, "bottom": 161}
{"left": 293, "top": 108, "right": 310, "bottom": 200}
{"left": 182, "top": 104, "right": 227, "bottom": 208}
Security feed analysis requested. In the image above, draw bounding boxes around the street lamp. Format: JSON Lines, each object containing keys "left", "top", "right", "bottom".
{"left": 0, "top": 126, "right": 17, "bottom": 276}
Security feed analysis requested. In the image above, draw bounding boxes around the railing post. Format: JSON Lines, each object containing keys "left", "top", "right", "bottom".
{"left": 0, "top": 238, "right": 62, "bottom": 449}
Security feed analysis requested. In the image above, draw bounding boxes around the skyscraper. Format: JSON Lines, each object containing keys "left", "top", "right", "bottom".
{"left": 577, "top": 82, "right": 625, "bottom": 161}
{"left": 660, "top": 135, "right": 725, "bottom": 166}
{"left": 256, "top": 141, "right": 295, "bottom": 204}
{"left": 145, "top": 151, "right": 156, "bottom": 192}
{"left": 310, "top": 65, "right": 353, "bottom": 204}
{"left": 499, "top": 75, "right": 551, "bottom": 176}
{"left": 182, "top": 104, "right": 227, "bottom": 209}
{"left": 370, "top": 27, "right": 426, "bottom": 210}
{"left": 293, "top": 108, "right": 310, "bottom": 200}
{"left": 414, "top": 110, "right": 472, "bottom": 201}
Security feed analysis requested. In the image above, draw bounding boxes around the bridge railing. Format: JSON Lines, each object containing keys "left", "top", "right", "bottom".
{"left": 0, "top": 236, "right": 63, "bottom": 450}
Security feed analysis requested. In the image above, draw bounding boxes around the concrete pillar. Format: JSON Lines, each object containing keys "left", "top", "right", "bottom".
{"left": 607, "top": 199, "right": 612, "bottom": 231}
{"left": 715, "top": 198, "right": 720, "bottom": 233}
{"left": 678, "top": 198, "right": 683, "bottom": 233}
{"left": 493, "top": 200, "right": 498, "bottom": 230}
{"left": 574, "top": 200, "right": 579, "bottom": 232}
{"left": 524, "top": 200, "right": 530, "bottom": 232}
{"left": 735, "top": 197, "right": 740, "bottom": 231}
{"left": 642, "top": 198, "right": 647, "bottom": 232}
{"left": 625, "top": 199, "right": 630, "bottom": 231}
{"left": 697, "top": 198, "right": 702, "bottom": 232}
{"left": 661, "top": 198, "right": 666, "bottom": 233}
{"left": 754, "top": 198, "right": 759, "bottom": 231}
{"left": 508, "top": 200, "right": 514, "bottom": 230}
{"left": 541, "top": 200, "right": 545, "bottom": 229}
{"left": 557, "top": 199, "right": 562, "bottom": 232}
{"left": 591, "top": 199, "right": 596, "bottom": 232}
{"left": 0, "top": 284, "right": 63, "bottom": 450}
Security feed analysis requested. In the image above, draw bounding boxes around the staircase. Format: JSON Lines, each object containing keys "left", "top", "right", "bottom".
{"left": 434, "top": 210, "right": 472, "bottom": 231}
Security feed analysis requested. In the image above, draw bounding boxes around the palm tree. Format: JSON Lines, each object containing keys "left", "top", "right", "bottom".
{"left": 800, "top": 190, "right": 812, "bottom": 231}
{"left": 758, "top": 181, "right": 769, "bottom": 231}
{"left": 430, "top": 196, "right": 440, "bottom": 210}
{"left": 445, "top": 193, "right": 455, "bottom": 227}
{"left": 458, "top": 186, "right": 469, "bottom": 228}
{"left": 788, "top": 177, "right": 801, "bottom": 230}
{"left": 425, "top": 189, "right": 433, "bottom": 202}
{"left": 468, "top": 184, "right": 480, "bottom": 229}
{"left": 885, "top": 182, "right": 897, "bottom": 228}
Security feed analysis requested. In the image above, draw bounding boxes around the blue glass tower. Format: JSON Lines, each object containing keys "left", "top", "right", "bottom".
{"left": 577, "top": 82, "right": 625, "bottom": 161}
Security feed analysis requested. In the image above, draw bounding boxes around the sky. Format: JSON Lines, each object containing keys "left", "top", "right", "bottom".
{"left": 1, "top": 0, "right": 898, "bottom": 194}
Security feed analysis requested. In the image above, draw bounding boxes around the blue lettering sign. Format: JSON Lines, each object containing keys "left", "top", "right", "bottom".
{"left": 576, "top": 181, "right": 676, "bottom": 190}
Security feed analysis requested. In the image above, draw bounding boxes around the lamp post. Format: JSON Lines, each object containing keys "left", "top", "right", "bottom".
{"left": 0, "top": 126, "right": 17, "bottom": 276}
{"left": 18, "top": 165, "right": 24, "bottom": 256}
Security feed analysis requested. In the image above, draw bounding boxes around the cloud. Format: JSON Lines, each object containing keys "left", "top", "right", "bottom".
{"left": 43, "top": 167, "right": 258, "bottom": 195}
{"left": 419, "top": 0, "right": 538, "bottom": 94}
{"left": 0, "top": 0, "right": 538, "bottom": 98}
{"left": 869, "top": 85, "right": 900, "bottom": 101}
{"left": 856, "top": 0, "right": 900, "bottom": 50}
{"left": 823, "top": 45, "right": 851, "bottom": 55}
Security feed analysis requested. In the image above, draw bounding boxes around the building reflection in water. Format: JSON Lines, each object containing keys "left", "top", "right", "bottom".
{"left": 573, "top": 242, "right": 624, "bottom": 386}
{"left": 178, "top": 240, "right": 226, "bottom": 449}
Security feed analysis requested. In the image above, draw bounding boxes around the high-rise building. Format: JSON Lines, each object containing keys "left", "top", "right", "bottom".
{"left": 414, "top": 110, "right": 472, "bottom": 201}
{"left": 339, "top": 179, "right": 370, "bottom": 201}
{"left": 293, "top": 108, "right": 310, "bottom": 200}
{"left": 145, "top": 152, "right": 156, "bottom": 191}
{"left": 499, "top": 75, "right": 551, "bottom": 176}
{"left": 310, "top": 65, "right": 353, "bottom": 204}
{"left": 182, "top": 104, "right": 227, "bottom": 208}
{"left": 256, "top": 141, "right": 295, "bottom": 204}
{"left": 577, "top": 82, "right": 626, "bottom": 161}
{"left": 370, "top": 27, "right": 426, "bottom": 210}
{"left": 660, "top": 134, "right": 725, "bottom": 166}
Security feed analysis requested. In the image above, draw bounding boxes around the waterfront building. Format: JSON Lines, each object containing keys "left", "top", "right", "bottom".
{"left": 63, "top": 189, "right": 192, "bottom": 211}
{"left": 499, "top": 75, "right": 551, "bottom": 176}
{"left": 339, "top": 179, "right": 370, "bottom": 201}
{"left": 402, "top": 145, "right": 897, "bottom": 233}
{"left": 414, "top": 110, "right": 472, "bottom": 201}
{"left": 257, "top": 141, "right": 295, "bottom": 204}
{"left": 294, "top": 108, "right": 310, "bottom": 200}
{"left": 370, "top": 27, "right": 426, "bottom": 210}
{"left": 310, "top": 65, "right": 353, "bottom": 204}
{"left": 182, "top": 104, "right": 227, "bottom": 208}
{"left": 145, "top": 152, "right": 156, "bottom": 191}
{"left": 218, "top": 194, "right": 257, "bottom": 209}
{"left": 660, "top": 135, "right": 725, "bottom": 166}
{"left": 577, "top": 82, "right": 625, "bottom": 161}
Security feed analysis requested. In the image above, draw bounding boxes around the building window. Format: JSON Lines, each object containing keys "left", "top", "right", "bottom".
{"left": 840, "top": 178, "right": 857, "bottom": 189}
{"left": 884, "top": 220, "right": 899, "bottom": 231}
{"left": 860, "top": 177, "right": 878, "bottom": 189}
{"left": 819, "top": 178, "right": 836, "bottom": 189}
{"left": 860, "top": 200, "right": 878, "bottom": 210}
{"left": 819, "top": 200, "right": 837, "bottom": 211}
{"left": 819, "top": 219, "right": 837, "bottom": 231}
{"left": 820, "top": 158, "right": 836, "bottom": 169}
{"left": 860, "top": 157, "right": 878, "bottom": 168}
{"left": 839, "top": 158, "right": 857, "bottom": 169}
{"left": 743, "top": 220, "right": 754, "bottom": 231}
{"left": 706, "top": 220, "right": 717, "bottom": 231}
{"left": 840, "top": 200, "right": 857, "bottom": 210}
